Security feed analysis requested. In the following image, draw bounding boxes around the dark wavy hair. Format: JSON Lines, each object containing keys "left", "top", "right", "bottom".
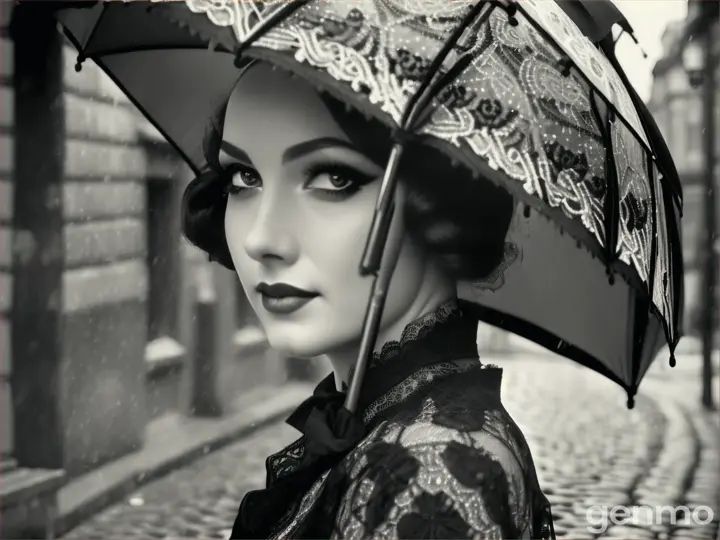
{"left": 182, "top": 87, "right": 515, "bottom": 281}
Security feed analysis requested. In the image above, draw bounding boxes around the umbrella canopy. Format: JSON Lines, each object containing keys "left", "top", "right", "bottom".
{"left": 23, "top": 0, "right": 683, "bottom": 406}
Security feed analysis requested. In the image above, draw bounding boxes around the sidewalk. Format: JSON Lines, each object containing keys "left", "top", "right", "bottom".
{"left": 52, "top": 382, "right": 313, "bottom": 538}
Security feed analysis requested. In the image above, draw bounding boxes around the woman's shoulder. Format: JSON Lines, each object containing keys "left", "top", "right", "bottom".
{"left": 333, "top": 368, "right": 540, "bottom": 539}
{"left": 373, "top": 364, "right": 523, "bottom": 447}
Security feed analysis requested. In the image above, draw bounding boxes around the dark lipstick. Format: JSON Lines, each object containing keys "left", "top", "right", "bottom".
{"left": 256, "top": 282, "right": 319, "bottom": 314}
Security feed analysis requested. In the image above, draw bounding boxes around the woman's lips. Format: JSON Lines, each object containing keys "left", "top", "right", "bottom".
{"left": 256, "top": 282, "right": 319, "bottom": 315}
{"left": 260, "top": 295, "right": 317, "bottom": 315}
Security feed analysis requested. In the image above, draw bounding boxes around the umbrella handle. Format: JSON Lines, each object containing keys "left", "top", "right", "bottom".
{"left": 344, "top": 145, "right": 407, "bottom": 413}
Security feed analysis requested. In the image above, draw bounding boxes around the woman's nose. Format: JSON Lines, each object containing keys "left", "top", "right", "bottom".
{"left": 243, "top": 193, "right": 300, "bottom": 265}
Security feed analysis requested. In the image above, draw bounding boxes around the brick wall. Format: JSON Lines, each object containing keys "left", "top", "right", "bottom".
{"left": 1, "top": 3, "right": 14, "bottom": 460}
{"left": 58, "top": 46, "right": 154, "bottom": 476}
{"left": 62, "top": 46, "right": 148, "bottom": 286}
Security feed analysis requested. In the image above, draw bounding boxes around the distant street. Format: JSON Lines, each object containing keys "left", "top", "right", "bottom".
{"left": 61, "top": 357, "right": 719, "bottom": 540}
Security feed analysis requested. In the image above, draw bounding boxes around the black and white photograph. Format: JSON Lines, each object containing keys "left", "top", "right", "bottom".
{"left": 0, "top": 0, "right": 718, "bottom": 538}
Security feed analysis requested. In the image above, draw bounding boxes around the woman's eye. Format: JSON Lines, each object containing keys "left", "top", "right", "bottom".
{"left": 303, "top": 163, "right": 375, "bottom": 201}
{"left": 308, "top": 172, "right": 354, "bottom": 191}
{"left": 231, "top": 167, "right": 261, "bottom": 189}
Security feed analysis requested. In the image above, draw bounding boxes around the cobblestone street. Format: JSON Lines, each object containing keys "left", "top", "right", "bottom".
{"left": 61, "top": 358, "right": 719, "bottom": 540}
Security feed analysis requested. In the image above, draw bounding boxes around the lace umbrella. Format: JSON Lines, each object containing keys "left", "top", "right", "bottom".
{"left": 26, "top": 0, "right": 684, "bottom": 409}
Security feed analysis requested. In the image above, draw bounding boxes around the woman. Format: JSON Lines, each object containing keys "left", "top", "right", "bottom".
{"left": 183, "top": 61, "right": 555, "bottom": 539}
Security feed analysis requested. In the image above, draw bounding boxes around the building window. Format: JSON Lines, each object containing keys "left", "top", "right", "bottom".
{"left": 146, "top": 177, "right": 181, "bottom": 342}
{"left": 145, "top": 174, "right": 188, "bottom": 420}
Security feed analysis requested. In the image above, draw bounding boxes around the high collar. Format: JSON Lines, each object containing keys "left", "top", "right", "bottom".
{"left": 290, "top": 300, "right": 483, "bottom": 430}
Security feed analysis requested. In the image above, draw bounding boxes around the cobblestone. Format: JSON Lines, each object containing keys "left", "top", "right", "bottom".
{"left": 60, "top": 358, "right": 718, "bottom": 540}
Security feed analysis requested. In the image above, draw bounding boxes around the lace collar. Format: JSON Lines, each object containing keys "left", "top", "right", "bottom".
{"left": 347, "top": 299, "right": 480, "bottom": 415}
{"left": 369, "top": 299, "right": 463, "bottom": 368}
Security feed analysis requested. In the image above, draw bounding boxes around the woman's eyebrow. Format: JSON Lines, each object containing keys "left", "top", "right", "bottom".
{"left": 281, "top": 137, "right": 356, "bottom": 164}
{"left": 220, "top": 140, "right": 253, "bottom": 165}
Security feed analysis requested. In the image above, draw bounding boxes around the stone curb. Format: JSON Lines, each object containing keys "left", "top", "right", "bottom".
{"left": 53, "top": 382, "right": 312, "bottom": 538}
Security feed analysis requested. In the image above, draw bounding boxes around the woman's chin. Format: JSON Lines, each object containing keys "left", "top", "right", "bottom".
{"left": 264, "top": 327, "right": 357, "bottom": 360}
{"left": 265, "top": 333, "right": 329, "bottom": 360}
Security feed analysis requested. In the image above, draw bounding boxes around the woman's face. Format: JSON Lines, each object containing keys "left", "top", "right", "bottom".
{"left": 221, "top": 64, "right": 432, "bottom": 358}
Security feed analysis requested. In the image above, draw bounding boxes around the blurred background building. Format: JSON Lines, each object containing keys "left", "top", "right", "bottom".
{"left": 647, "top": 8, "right": 719, "bottom": 339}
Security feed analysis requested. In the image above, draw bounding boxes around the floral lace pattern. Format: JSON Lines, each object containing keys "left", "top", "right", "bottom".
{"left": 264, "top": 366, "right": 554, "bottom": 539}
{"left": 164, "top": 0, "right": 671, "bottom": 329}
{"left": 332, "top": 405, "right": 533, "bottom": 539}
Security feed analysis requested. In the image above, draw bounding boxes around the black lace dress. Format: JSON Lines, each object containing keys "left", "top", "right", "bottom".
{"left": 231, "top": 301, "right": 556, "bottom": 539}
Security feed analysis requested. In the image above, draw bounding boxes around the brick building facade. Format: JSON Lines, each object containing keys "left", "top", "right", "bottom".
{"left": 1, "top": 4, "right": 286, "bottom": 522}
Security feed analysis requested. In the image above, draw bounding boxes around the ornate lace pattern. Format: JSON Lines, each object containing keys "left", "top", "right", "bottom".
{"left": 331, "top": 412, "right": 533, "bottom": 539}
{"left": 370, "top": 299, "right": 460, "bottom": 367}
{"left": 167, "top": 0, "right": 671, "bottom": 322}
{"left": 270, "top": 470, "right": 332, "bottom": 539}
{"left": 363, "top": 360, "right": 481, "bottom": 423}
{"left": 266, "top": 300, "right": 465, "bottom": 483}
{"left": 266, "top": 371, "right": 554, "bottom": 539}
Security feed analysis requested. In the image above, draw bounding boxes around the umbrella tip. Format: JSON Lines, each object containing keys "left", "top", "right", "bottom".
{"left": 605, "top": 267, "right": 615, "bottom": 285}
{"left": 626, "top": 31, "right": 649, "bottom": 59}
{"left": 626, "top": 394, "right": 635, "bottom": 409}
{"left": 669, "top": 353, "right": 676, "bottom": 368}
{"left": 75, "top": 55, "right": 86, "bottom": 73}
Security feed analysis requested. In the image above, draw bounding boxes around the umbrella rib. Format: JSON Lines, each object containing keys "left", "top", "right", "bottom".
{"left": 589, "top": 88, "right": 620, "bottom": 267}
{"left": 82, "top": 44, "right": 223, "bottom": 58}
{"left": 401, "top": 0, "right": 495, "bottom": 131}
{"left": 233, "top": 0, "right": 312, "bottom": 58}
{"left": 405, "top": 4, "right": 498, "bottom": 132}
{"left": 647, "top": 155, "right": 659, "bottom": 326}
